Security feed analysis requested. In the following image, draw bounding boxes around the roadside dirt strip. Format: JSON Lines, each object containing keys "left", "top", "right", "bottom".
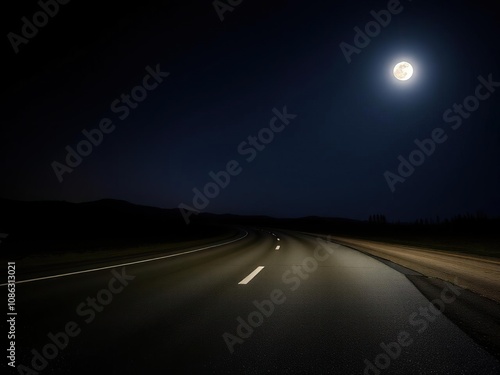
{"left": 329, "top": 236, "right": 500, "bottom": 303}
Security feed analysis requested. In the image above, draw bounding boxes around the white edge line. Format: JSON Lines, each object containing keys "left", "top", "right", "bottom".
{"left": 0, "top": 230, "right": 249, "bottom": 286}
{"left": 238, "top": 266, "right": 265, "bottom": 285}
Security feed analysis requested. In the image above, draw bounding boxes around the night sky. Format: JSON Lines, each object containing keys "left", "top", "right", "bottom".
{"left": 2, "top": 0, "right": 499, "bottom": 222}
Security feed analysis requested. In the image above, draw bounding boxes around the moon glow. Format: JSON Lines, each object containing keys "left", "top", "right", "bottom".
{"left": 393, "top": 61, "right": 414, "bottom": 81}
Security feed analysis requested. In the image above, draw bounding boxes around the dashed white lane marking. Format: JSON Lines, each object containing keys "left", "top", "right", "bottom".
{"left": 275, "top": 245, "right": 280, "bottom": 250}
{"left": 238, "top": 266, "right": 265, "bottom": 285}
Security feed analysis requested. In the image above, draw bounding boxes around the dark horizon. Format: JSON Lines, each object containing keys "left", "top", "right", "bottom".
{"left": 1, "top": 196, "right": 498, "bottom": 225}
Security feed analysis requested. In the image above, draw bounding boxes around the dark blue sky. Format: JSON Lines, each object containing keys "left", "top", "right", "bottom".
{"left": 1, "top": 0, "right": 499, "bottom": 221}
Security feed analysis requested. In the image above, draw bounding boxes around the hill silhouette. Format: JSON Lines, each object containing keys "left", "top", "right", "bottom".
{"left": 0, "top": 198, "right": 498, "bottom": 258}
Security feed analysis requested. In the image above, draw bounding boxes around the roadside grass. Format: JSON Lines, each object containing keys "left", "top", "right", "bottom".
{"left": 0, "top": 227, "right": 240, "bottom": 277}
{"left": 323, "top": 232, "right": 500, "bottom": 259}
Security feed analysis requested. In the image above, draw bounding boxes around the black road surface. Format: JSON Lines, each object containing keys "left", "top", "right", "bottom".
{"left": 5, "top": 228, "right": 500, "bottom": 374}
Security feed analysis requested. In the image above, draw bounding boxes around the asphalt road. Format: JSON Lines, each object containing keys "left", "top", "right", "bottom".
{"left": 6, "top": 228, "right": 500, "bottom": 374}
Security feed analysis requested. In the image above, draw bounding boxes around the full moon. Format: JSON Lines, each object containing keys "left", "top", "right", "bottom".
{"left": 393, "top": 61, "right": 414, "bottom": 81}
